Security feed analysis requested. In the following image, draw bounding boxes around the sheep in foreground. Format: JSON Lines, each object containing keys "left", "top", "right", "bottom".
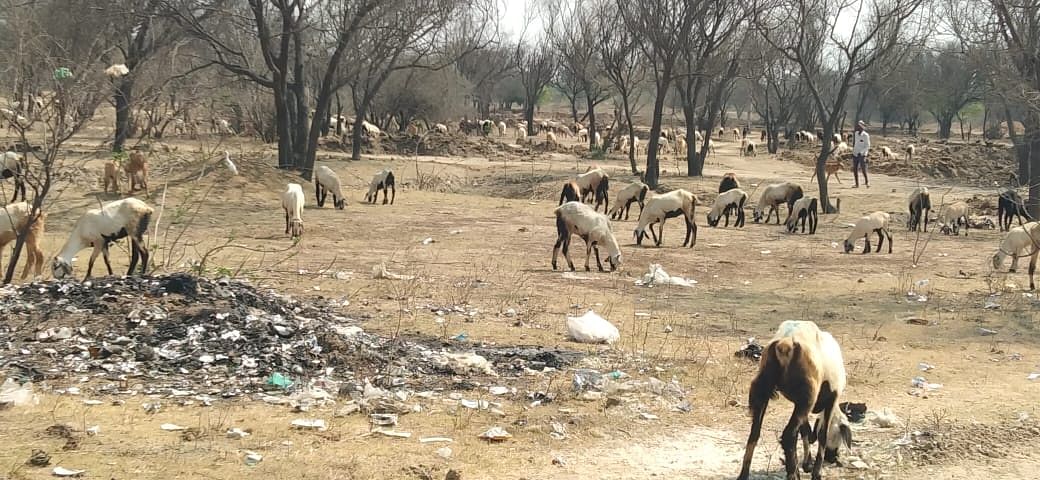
{"left": 633, "top": 189, "right": 698, "bottom": 248}
{"left": 753, "top": 182, "right": 804, "bottom": 224}
{"left": 706, "top": 188, "right": 748, "bottom": 228}
{"left": 992, "top": 222, "right": 1040, "bottom": 273}
{"left": 574, "top": 167, "right": 610, "bottom": 212}
{"left": 125, "top": 151, "right": 148, "bottom": 194}
{"left": 907, "top": 187, "right": 931, "bottom": 232}
{"left": 102, "top": 161, "right": 119, "bottom": 194}
{"left": 314, "top": 166, "right": 346, "bottom": 209}
{"left": 52, "top": 198, "right": 153, "bottom": 279}
{"left": 552, "top": 201, "right": 622, "bottom": 272}
{"left": 281, "top": 183, "right": 305, "bottom": 238}
{"left": 365, "top": 169, "right": 396, "bottom": 205}
{"left": 719, "top": 172, "right": 740, "bottom": 193}
{"left": 608, "top": 182, "right": 650, "bottom": 221}
{"left": 809, "top": 160, "right": 843, "bottom": 185}
{"left": 998, "top": 189, "right": 1031, "bottom": 231}
{"left": 938, "top": 201, "right": 970, "bottom": 236}
{"left": 843, "top": 211, "right": 892, "bottom": 254}
{"left": 784, "top": 196, "right": 819, "bottom": 234}
{"left": 737, "top": 320, "right": 853, "bottom": 480}
{"left": 558, "top": 181, "right": 582, "bottom": 205}
{"left": 0, "top": 202, "right": 45, "bottom": 279}
{"left": 1, "top": 151, "right": 27, "bottom": 202}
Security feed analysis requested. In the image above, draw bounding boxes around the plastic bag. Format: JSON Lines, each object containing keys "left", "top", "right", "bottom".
{"left": 566, "top": 310, "right": 620, "bottom": 344}
{"left": 634, "top": 264, "right": 696, "bottom": 288}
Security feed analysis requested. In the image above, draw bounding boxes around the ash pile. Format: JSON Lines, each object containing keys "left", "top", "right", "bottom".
{"left": 0, "top": 274, "right": 580, "bottom": 401}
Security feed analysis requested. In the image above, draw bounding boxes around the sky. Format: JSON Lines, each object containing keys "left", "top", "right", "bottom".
{"left": 499, "top": 0, "right": 539, "bottom": 41}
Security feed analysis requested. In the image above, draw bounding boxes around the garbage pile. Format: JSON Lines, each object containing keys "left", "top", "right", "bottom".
{"left": 0, "top": 274, "right": 583, "bottom": 399}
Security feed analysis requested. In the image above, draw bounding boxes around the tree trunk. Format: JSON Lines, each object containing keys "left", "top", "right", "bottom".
{"left": 274, "top": 85, "right": 294, "bottom": 169}
{"left": 645, "top": 75, "right": 671, "bottom": 188}
{"left": 569, "top": 97, "right": 579, "bottom": 125}
{"left": 585, "top": 93, "right": 597, "bottom": 150}
{"left": 684, "top": 106, "right": 702, "bottom": 176}
{"left": 622, "top": 92, "right": 637, "bottom": 173}
{"left": 937, "top": 115, "right": 953, "bottom": 139}
{"left": 113, "top": 78, "right": 134, "bottom": 152}
{"left": 524, "top": 103, "right": 536, "bottom": 135}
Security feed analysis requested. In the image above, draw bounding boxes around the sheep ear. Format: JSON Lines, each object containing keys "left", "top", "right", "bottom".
{"left": 839, "top": 424, "right": 853, "bottom": 449}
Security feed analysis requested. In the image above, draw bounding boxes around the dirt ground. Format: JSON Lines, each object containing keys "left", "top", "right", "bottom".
{"left": 1, "top": 118, "right": 1039, "bottom": 480}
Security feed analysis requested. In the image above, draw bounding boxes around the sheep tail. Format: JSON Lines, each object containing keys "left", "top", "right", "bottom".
{"left": 597, "top": 176, "right": 610, "bottom": 203}
{"left": 638, "top": 184, "right": 649, "bottom": 204}
{"left": 554, "top": 210, "right": 568, "bottom": 239}
{"left": 772, "top": 337, "right": 798, "bottom": 369}
{"left": 808, "top": 198, "right": 818, "bottom": 214}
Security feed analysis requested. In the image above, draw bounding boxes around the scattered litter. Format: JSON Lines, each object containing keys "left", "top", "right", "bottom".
{"left": 226, "top": 428, "right": 251, "bottom": 439}
{"left": 918, "top": 363, "right": 935, "bottom": 372}
{"left": 572, "top": 369, "right": 604, "bottom": 391}
{"left": 489, "top": 386, "right": 510, "bottom": 395}
{"left": 734, "top": 338, "right": 763, "bottom": 360}
{"left": 85, "top": 426, "right": 99, "bottom": 436}
{"left": 634, "top": 264, "right": 696, "bottom": 288}
{"left": 372, "top": 262, "right": 416, "bottom": 280}
{"left": 984, "top": 300, "right": 1001, "bottom": 310}
{"left": 453, "top": 333, "right": 468, "bottom": 342}
{"left": 52, "top": 467, "right": 85, "bottom": 477}
{"left": 639, "top": 412, "right": 659, "bottom": 420}
{"left": 370, "top": 414, "right": 398, "bottom": 426}
{"left": 374, "top": 429, "right": 412, "bottom": 438}
{"left": 978, "top": 327, "right": 998, "bottom": 336}
{"left": 849, "top": 459, "right": 870, "bottom": 470}
{"left": 904, "top": 317, "right": 930, "bottom": 325}
{"left": 243, "top": 451, "right": 263, "bottom": 466}
{"left": 760, "top": 250, "right": 771, "bottom": 255}
{"left": 435, "top": 447, "right": 453, "bottom": 459}
{"left": 553, "top": 455, "right": 567, "bottom": 466}
{"left": 420, "top": 437, "right": 453, "bottom": 444}
{"left": 479, "top": 426, "right": 512, "bottom": 442}
{"left": 160, "top": 423, "right": 186, "bottom": 431}
{"left": 1028, "top": 373, "right": 1040, "bottom": 381}
{"left": 743, "top": 280, "right": 752, "bottom": 286}
{"left": 290, "top": 419, "right": 327, "bottom": 431}
{"left": 566, "top": 310, "right": 620, "bottom": 344}
{"left": 870, "top": 408, "right": 902, "bottom": 428}
{"left": 267, "top": 372, "right": 293, "bottom": 389}
{"left": 910, "top": 376, "right": 942, "bottom": 391}
{"left": 421, "top": 237, "right": 435, "bottom": 245}
{"left": 460, "top": 399, "right": 489, "bottom": 410}
{"left": 26, "top": 449, "right": 50, "bottom": 467}
{"left": 0, "top": 378, "right": 38, "bottom": 407}
{"left": 437, "top": 352, "right": 497, "bottom": 376}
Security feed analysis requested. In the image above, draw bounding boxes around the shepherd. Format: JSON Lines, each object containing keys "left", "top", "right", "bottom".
{"left": 852, "top": 120, "right": 871, "bottom": 188}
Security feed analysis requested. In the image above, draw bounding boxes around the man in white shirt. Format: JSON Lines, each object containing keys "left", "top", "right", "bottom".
{"left": 852, "top": 120, "right": 870, "bottom": 188}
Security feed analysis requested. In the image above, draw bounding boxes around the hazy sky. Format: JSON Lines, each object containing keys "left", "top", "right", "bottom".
{"left": 500, "top": 0, "right": 539, "bottom": 40}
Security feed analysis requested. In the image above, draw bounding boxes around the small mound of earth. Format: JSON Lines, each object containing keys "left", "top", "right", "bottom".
{"left": 899, "top": 418, "right": 1040, "bottom": 466}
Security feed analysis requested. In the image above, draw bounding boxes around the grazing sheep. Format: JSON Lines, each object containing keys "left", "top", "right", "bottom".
{"left": 809, "top": 161, "right": 843, "bottom": 185}
{"left": 102, "top": 160, "right": 119, "bottom": 194}
{"left": 753, "top": 182, "right": 804, "bottom": 224}
{"left": 633, "top": 189, "right": 698, "bottom": 248}
{"left": 907, "top": 187, "right": 931, "bottom": 232}
{"left": 904, "top": 144, "right": 915, "bottom": 163}
{"left": 1, "top": 151, "right": 27, "bottom": 202}
{"left": 880, "top": 146, "right": 893, "bottom": 159}
{"left": 52, "top": 197, "right": 153, "bottom": 278}
{"left": 365, "top": 169, "right": 396, "bottom": 205}
{"left": 998, "top": 189, "right": 1032, "bottom": 231}
{"left": 498, "top": 121, "right": 507, "bottom": 136}
{"left": 844, "top": 211, "right": 892, "bottom": 254}
{"left": 608, "top": 182, "right": 650, "bottom": 221}
{"left": 217, "top": 118, "right": 235, "bottom": 135}
{"left": 616, "top": 135, "right": 629, "bottom": 152}
{"left": 732, "top": 128, "right": 741, "bottom": 140}
{"left": 719, "top": 172, "right": 740, "bottom": 193}
{"left": 515, "top": 126, "right": 527, "bottom": 142}
{"left": 992, "top": 222, "right": 1040, "bottom": 273}
{"left": 314, "top": 166, "right": 346, "bottom": 209}
{"left": 831, "top": 133, "right": 842, "bottom": 145}
{"left": 938, "top": 201, "right": 970, "bottom": 236}
{"left": 706, "top": 188, "right": 748, "bottom": 228}
{"left": 0, "top": 202, "right": 45, "bottom": 279}
{"left": 784, "top": 196, "right": 819, "bottom": 234}
{"left": 744, "top": 139, "right": 757, "bottom": 157}
{"left": 833, "top": 141, "right": 850, "bottom": 154}
{"left": 546, "top": 131, "right": 558, "bottom": 149}
{"left": 737, "top": 320, "right": 853, "bottom": 480}
{"left": 435, "top": 123, "right": 449, "bottom": 134}
{"left": 125, "top": 151, "right": 148, "bottom": 194}
{"left": 676, "top": 136, "right": 687, "bottom": 155}
{"left": 574, "top": 168, "right": 610, "bottom": 212}
{"left": 577, "top": 128, "right": 589, "bottom": 143}
{"left": 281, "top": 183, "right": 305, "bottom": 238}
{"left": 558, "top": 181, "right": 582, "bottom": 206}
{"left": 552, "top": 201, "right": 622, "bottom": 272}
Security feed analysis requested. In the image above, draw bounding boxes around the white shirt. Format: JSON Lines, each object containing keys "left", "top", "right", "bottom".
{"left": 852, "top": 130, "right": 870, "bottom": 156}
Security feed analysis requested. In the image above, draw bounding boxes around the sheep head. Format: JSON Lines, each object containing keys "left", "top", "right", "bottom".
{"left": 52, "top": 258, "right": 73, "bottom": 279}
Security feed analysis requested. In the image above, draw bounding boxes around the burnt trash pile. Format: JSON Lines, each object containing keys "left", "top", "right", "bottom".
{"left": 0, "top": 274, "right": 582, "bottom": 399}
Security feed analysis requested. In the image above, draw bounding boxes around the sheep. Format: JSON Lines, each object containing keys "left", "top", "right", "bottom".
{"left": 314, "top": 166, "right": 346, "bottom": 209}
{"left": 938, "top": 201, "right": 970, "bottom": 236}
{"left": 552, "top": 201, "right": 622, "bottom": 272}
{"left": 706, "top": 188, "right": 748, "bottom": 228}
{"left": 0, "top": 202, "right": 45, "bottom": 279}
{"left": 744, "top": 139, "right": 757, "bottom": 157}
{"left": 719, "top": 172, "right": 740, "bottom": 193}
{"left": 657, "top": 136, "right": 670, "bottom": 154}
{"left": 732, "top": 128, "right": 741, "bottom": 140}
{"left": 843, "top": 211, "right": 892, "bottom": 254}
{"left": 834, "top": 141, "right": 850, "bottom": 154}
{"left": 633, "top": 189, "right": 698, "bottom": 248}
{"left": 594, "top": 132, "right": 602, "bottom": 148}
{"left": 753, "top": 182, "right": 804, "bottom": 224}
{"left": 515, "top": 126, "right": 527, "bottom": 142}
{"left": 217, "top": 118, "right": 235, "bottom": 135}
{"left": 577, "top": 128, "right": 589, "bottom": 143}
{"left": 608, "top": 182, "right": 650, "bottom": 221}
{"left": 676, "top": 136, "right": 687, "bottom": 155}
{"left": 998, "top": 189, "right": 1032, "bottom": 231}
{"left": 574, "top": 167, "right": 610, "bottom": 212}
{"left": 125, "top": 151, "right": 148, "bottom": 194}
{"left": 435, "top": 123, "right": 449, "bottom": 134}
{"left": 104, "top": 64, "right": 130, "bottom": 79}
{"left": 992, "top": 222, "right": 1040, "bottom": 273}
{"left": 365, "top": 168, "right": 396, "bottom": 205}
{"left": 545, "top": 131, "right": 558, "bottom": 149}
{"left": 831, "top": 133, "right": 842, "bottom": 145}
{"left": 281, "top": 183, "right": 305, "bottom": 238}
{"left": 633, "top": 136, "right": 640, "bottom": 153}
{"left": 880, "top": 146, "right": 893, "bottom": 159}
{"left": 1, "top": 151, "right": 27, "bottom": 202}
{"left": 52, "top": 197, "right": 153, "bottom": 279}
{"left": 904, "top": 144, "right": 915, "bottom": 163}
{"left": 784, "top": 196, "right": 819, "bottom": 234}
{"left": 558, "top": 181, "right": 582, "bottom": 206}
{"left": 102, "top": 160, "right": 119, "bottom": 194}
{"left": 907, "top": 187, "right": 931, "bottom": 232}
{"left": 737, "top": 320, "right": 853, "bottom": 480}
{"left": 809, "top": 160, "right": 843, "bottom": 185}
{"left": 498, "top": 121, "right": 507, "bottom": 136}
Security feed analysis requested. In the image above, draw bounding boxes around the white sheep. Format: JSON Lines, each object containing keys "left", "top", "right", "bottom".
{"left": 992, "top": 222, "right": 1040, "bottom": 273}
{"left": 831, "top": 133, "right": 842, "bottom": 145}
{"left": 216, "top": 118, "right": 235, "bottom": 135}
{"left": 907, "top": 187, "right": 931, "bottom": 232}
{"left": 738, "top": 320, "right": 853, "bottom": 480}
{"left": 843, "top": 211, "right": 892, "bottom": 254}
{"left": 594, "top": 132, "right": 602, "bottom": 148}
{"left": 676, "top": 136, "right": 687, "bottom": 155}
{"left": 706, "top": 188, "right": 748, "bottom": 228}
{"left": 498, "top": 121, "right": 507, "bottom": 136}
{"left": 938, "top": 201, "right": 970, "bottom": 236}
{"left": 552, "top": 201, "right": 622, "bottom": 272}
{"left": 753, "top": 182, "right": 804, "bottom": 224}
{"left": 1, "top": 151, "right": 26, "bottom": 202}
{"left": 834, "top": 141, "right": 850, "bottom": 154}
{"left": 904, "top": 144, "right": 915, "bottom": 163}
{"left": 574, "top": 167, "right": 610, "bottom": 212}
{"left": 577, "top": 128, "right": 589, "bottom": 143}
{"left": 52, "top": 197, "right": 154, "bottom": 278}
{"left": 545, "top": 131, "right": 558, "bottom": 149}
{"left": 434, "top": 123, "right": 449, "bottom": 134}
{"left": 608, "top": 182, "right": 650, "bottom": 221}
{"left": 314, "top": 166, "right": 346, "bottom": 209}
{"left": 281, "top": 183, "right": 305, "bottom": 238}
{"left": 880, "top": 146, "right": 893, "bottom": 159}
{"left": 104, "top": 64, "right": 130, "bottom": 78}
{"left": 634, "top": 189, "right": 698, "bottom": 248}
{"left": 0, "top": 202, "right": 45, "bottom": 279}
{"left": 784, "top": 196, "right": 819, "bottom": 234}
{"left": 732, "top": 128, "right": 741, "bottom": 140}
{"left": 365, "top": 168, "right": 396, "bottom": 205}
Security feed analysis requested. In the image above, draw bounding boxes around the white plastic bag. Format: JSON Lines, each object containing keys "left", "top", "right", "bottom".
{"left": 634, "top": 264, "right": 696, "bottom": 288}
{"left": 566, "top": 310, "right": 620, "bottom": 344}
{"left": 0, "top": 378, "right": 37, "bottom": 407}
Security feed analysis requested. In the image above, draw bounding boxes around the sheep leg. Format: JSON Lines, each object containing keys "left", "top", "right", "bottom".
{"left": 738, "top": 384, "right": 772, "bottom": 480}
{"left": 781, "top": 404, "right": 812, "bottom": 480}
{"left": 1031, "top": 250, "right": 1039, "bottom": 290}
{"left": 799, "top": 422, "right": 815, "bottom": 473}
{"left": 284, "top": 208, "right": 290, "bottom": 234}
{"left": 862, "top": 234, "right": 871, "bottom": 254}
{"left": 684, "top": 216, "right": 697, "bottom": 248}
{"left": 656, "top": 220, "right": 666, "bottom": 247}
{"left": 389, "top": 182, "right": 396, "bottom": 205}
{"left": 101, "top": 243, "right": 114, "bottom": 276}
{"left": 582, "top": 235, "right": 593, "bottom": 271}
{"left": 593, "top": 243, "right": 605, "bottom": 272}
{"left": 315, "top": 183, "right": 325, "bottom": 207}
{"left": 885, "top": 228, "right": 893, "bottom": 253}
{"left": 86, "top": 246, "right": 102, "bottom": 278}
{"left": 924, "top": 209, "right": 929, "bottom": 232}
{"left": 875, "top": 229, "right": 884, "bottom": 253}
{"left": 1011, "top": 254, "right": 1020, "bottom": 273}
{"left": 562, "top": 236, "right": 575, "bottom": 271}
{"left": 647, "top": 222, "right": 660, "bottom": 245}
{"left": 809, "top": 210, "right": 817, "bottom": 234}
{"left": 811, "top": 402, "right": 838, "bottom": 480}
{"left": 127, "top": 239, "right": 141, "bottom": 276}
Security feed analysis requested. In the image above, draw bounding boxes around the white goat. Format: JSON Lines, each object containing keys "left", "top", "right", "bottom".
{"left": 314, "top": 166, "right": 346, "bottom": 209}
{"left": 281, "top": 183, "right": 305, "bottom": 238}
{"left": 843, "top": 211, "right": 892, "bottom": 254}
{"left": 52, "top": 198, "right": 153, "bottom": 278}
{"left": 553, "top": 201, "right": 622, "bottom": 272}
{"left": 634, "top": 189, "right": 698, "bottom": 248}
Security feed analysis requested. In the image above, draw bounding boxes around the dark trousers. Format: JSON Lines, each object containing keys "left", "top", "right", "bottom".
{"left": 853, "top": 154, "right": 868, "bottom": 186}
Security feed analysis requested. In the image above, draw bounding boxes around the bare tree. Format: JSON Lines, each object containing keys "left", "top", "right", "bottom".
{"left": 550, "top": 0, "right": 610, "bottom": 150}
{"left": 755, "top": 0, "right": 926, "bottom": 212}
{"left": 750, "top": 41, "right": 809, "bottom": 153}
{"left": 598, "top": 1, "right": 646, "bottom": 172}
{"left": 455, "top": 45, "right": 514, "bottom": 118}
{"left": 920, "top": 43, "right": 983, "bottom": 139}
{"left": 514, "top": 36, "right": 556, "bottom": 136}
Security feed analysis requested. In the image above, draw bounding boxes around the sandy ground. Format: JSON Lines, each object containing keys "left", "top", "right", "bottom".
{"left": 0, "top": 122, "right": 1038, "bottom": 480}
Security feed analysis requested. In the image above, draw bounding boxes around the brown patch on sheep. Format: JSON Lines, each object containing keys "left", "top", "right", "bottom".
{"left": 125, "top": 151, "right": 148, "bottom": 195}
